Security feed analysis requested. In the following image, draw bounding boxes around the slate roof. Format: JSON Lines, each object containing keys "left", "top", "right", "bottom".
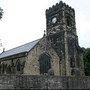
{"left": 0, "top": 39, "right": 40, "bottom": 59}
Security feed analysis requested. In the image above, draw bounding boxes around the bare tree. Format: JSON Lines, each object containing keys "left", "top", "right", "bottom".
{"left": 0, "top": 7, "right": 3, "bottom": 19}
{"left": 0, "top": 7, "right": 3, "bottom": 53}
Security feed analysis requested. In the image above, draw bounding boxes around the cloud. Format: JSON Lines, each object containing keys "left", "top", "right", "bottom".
{"left": 0, "top": 0, "right": 90, "bottom": 50}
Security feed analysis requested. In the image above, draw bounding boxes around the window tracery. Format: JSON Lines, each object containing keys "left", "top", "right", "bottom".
{"left": 39, "top": 53, "right": 51, "bottom": 75}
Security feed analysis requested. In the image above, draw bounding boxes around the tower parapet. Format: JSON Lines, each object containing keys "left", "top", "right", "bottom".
{"left": 46, "top": 1, "right": 75, "bottom": 16}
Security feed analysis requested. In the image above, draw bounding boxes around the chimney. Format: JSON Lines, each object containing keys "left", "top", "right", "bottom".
{"left": 3, "top": 48, "right": 5, "bottom": 52}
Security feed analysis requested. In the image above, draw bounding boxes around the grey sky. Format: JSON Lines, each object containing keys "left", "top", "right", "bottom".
{"left": 0, "top": 0, "right": 90, "bottom": 52}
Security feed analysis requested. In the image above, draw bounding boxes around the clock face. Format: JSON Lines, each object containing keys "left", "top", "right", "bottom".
{"left": 52, "top": 17, "right": 57, "bottom": 24}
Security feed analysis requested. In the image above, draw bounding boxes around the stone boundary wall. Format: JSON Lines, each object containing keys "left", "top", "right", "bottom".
{"left": 0, "top": 75, "right": 89, "bottom": 89}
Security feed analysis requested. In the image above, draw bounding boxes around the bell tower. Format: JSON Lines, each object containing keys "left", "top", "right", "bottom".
{"left": 46, "top": 1, "right": 84, "bottom": 76}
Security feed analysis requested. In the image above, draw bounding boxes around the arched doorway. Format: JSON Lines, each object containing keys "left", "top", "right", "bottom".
{"left": 39, "top": 53, "right": 51, "bottom": 75}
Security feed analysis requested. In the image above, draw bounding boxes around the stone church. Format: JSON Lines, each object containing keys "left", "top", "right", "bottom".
{"left": 0, "top": 1, "right": 84, "bottom": 76}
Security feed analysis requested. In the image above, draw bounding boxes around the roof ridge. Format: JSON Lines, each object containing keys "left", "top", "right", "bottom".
{"left": 0, "top": 38, "right": 40, "bottom": 59}
{"left": 0, "top": 38, "right": 40, "bottom": 54}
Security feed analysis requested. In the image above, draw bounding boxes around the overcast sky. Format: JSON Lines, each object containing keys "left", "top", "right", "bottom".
{"left": 0, "top": 0, "right": 90, "bottom": 52}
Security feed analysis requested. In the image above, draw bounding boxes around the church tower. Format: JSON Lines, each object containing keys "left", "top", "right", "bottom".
{"left": 46, "top": 1, "right": 84, "bottom": 76}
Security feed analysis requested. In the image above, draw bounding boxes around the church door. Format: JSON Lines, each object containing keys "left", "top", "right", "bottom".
{"left": 39, "top": 53, "right": 51, "bottom": 75}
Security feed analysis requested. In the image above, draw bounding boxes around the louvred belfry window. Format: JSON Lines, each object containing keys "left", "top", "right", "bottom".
{"left": 66, "top": 15, "right": 72, "bottom": 27}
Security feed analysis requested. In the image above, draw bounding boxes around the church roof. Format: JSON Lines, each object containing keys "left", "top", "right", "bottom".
{"left": 0, "top": 39, "right": 40, "bottom": 59}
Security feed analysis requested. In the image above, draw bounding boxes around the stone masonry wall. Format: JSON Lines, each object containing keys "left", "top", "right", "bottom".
{"left": 24, "top": 38, "right": 60, "bottom": 75}
{"left": 0, "top": 57, "right": 26, "bottom": 74}
{"left": 0, "top": 75, "right": 90, "bottom": 89}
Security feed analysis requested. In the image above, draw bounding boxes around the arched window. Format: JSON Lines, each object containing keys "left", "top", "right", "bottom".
{"left": 11, "top": 60, "right": 15, "bottom": 74}
{"left": 11, "top": 60, "right": 14, "bottom": 67}
{"left": 2, "top": 63, "right": 5, "bottom": 74}
{"left": 0, "top": 62, "right": 1, "bottom": 74}
{"left": 39, "top": 53, "right": 51, "bottom": 75}
{"left": 16, "top": 59, "right": 21, "bottom": 71}
{"left": 7, "top": 65, "right": 11, "bottom": 74}
{"left": 21, "top": 61, "right": 26, "bottom": 74}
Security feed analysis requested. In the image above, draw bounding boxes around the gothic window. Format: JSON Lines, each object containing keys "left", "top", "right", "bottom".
{"left": 8, "top": 66, "right": 11, "bottom": 73}
{"left": 16, "top": 59, "right": 21, "bottom": 71}
{"left": 21, "top": 61, "right": 26, "bottom": 74}
{"left": 2, "top": 63, "right": 5, "bottom": 74}
{"left": 11, "top": 60, "right": 14, "bottom": 67}
{"left": 11, "top": 60, "right": 15, "bottom": 74}
{"left": 4, "top": 64, "right": 7, "bottom": 73}
{"left": 0, "top": 62, "right": 1, "bottom": 74}
{"left": 7, "top": 65, "right": 11, "bottom": 74}
{"left": 0, "top": 65, "right": 1, "bottom": 74}
{"left": 39, "top": 53, "right": 51, "bottom": 75}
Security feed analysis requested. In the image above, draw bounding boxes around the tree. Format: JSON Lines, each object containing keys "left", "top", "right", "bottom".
{"left": 84, "top": 48, "right": 90, "bottom": 76}
{"left": 0, "top": 7, "right": 3, "bottom": 53}
{"left": 0, "top": 8, "right": 3, "bottom": 19}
